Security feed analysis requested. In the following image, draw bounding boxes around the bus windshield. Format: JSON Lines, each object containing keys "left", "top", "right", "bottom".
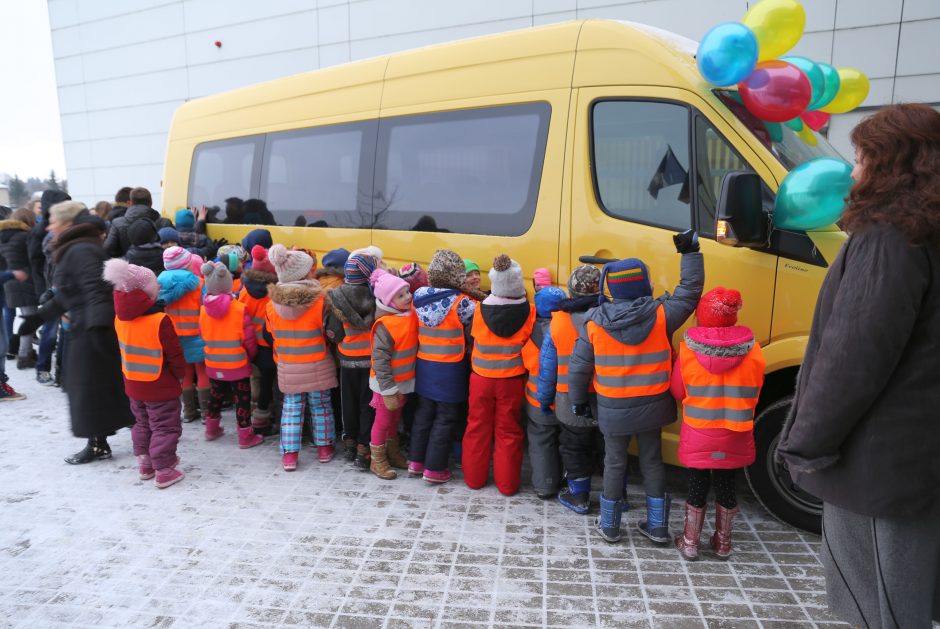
{"left": 716, "top": 90, "right": 845, "bottom": 171}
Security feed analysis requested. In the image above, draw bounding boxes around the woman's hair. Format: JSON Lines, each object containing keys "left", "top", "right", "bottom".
{"left": 50, "top": 200, "right": 88, "bottom": 225}
{"left": 10, "top": 207, "right": 35, "bottom": 228}
{"left": 94, "top": 200, "right": 112, "bottom": 221}
{"left": 842, "top": 103, "right": 940, "bottom": 246}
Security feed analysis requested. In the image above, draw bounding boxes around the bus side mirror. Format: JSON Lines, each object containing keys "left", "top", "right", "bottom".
{"left": 715, "top": 171, "right": 769, "bottom": 247}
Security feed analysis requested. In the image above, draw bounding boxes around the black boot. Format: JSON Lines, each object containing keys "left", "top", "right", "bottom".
{"left": 64, "top": 437, "right": 112, "bottom": 465}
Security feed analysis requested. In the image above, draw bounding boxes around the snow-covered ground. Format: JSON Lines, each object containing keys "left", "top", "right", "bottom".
{"left": 0, "top": 371, "right": 841, "bottom": 628}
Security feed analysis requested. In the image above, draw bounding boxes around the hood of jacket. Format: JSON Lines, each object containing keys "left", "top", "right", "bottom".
{"left": 586, "top": 295, "right": 667, "bottom": 345}
{"left": 157, "top": 269, "right": 199, "bottom": 303}
{"left": 269, "top": 279, "right": 321, "bottom": 321}
{"left": 560, "top": 294, "right": 599, "bottom": 313}
{"left": 413, "top": 287, "right": 458, "bottom": 327}
{"left": 114, "top": 289, "right": 160, "bottom": 321}
{"left": 203, "top": 293, "right": 233, "bottom": 318}
{"left": 0, "top": 219, "right": 31, "bottom": 235}
{"left": 327, "top": 283, "right": 375, "bottom": 330}
{"left": 52, "top": 222, "right": 105, "bottom": 263}
{"left": 314, "top": 266, "right": 344, "bottom": 282}
{"left": 684, "top": 325, "right": 755, "bottom": 374}
{"left": 480, "top": 299, "right": 531, "bottom": 338}
{"left": 241, "top": 266, "right": 277, "bottom": 299}
{"left": 125, "top": 205, "right": 160, "bottom": 224}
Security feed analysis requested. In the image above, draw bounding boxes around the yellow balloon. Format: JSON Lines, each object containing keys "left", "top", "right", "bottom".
{"left": 819, "top": 67, "right": 870, "bottom": 114}
{"left": 795, "top": 124, "right": 818, "bottom": 146}
{"left": 743, "top": 0, "right": 807, "bottom": 61}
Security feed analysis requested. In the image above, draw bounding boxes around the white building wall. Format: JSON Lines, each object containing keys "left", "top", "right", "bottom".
{"left": 48, "top": 0, "right": 940, "bottom": 209}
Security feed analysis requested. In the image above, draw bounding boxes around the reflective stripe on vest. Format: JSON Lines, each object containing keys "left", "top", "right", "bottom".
{"left": 370, "top": 312, "right": 419, "bottom": 384}
{"left": 338, "top": 323, "right": 371, "bottom": 360}
{"left": 238, "top": 290, "right": 271, "bottom": 348}
{"left": 166, "top": 278, "right": 204, "bottom": 337}
{"left": 587, "top": 304, "right": 672, "bottom": 398}
{"left": 522, "top": 337, "right": 547, "bottom": 412}
{"left": 470, "top": 304, "right": 536, "bottom": 378}
{"left": 417, "top": 304, "right": 465, "bottom": 363}
{"left": 549, "top": 310, "right": 595, "bottom": 394}
{"left": 266, "top": 297, "right": 327, "bottom": 364}
{"left": 679, "top": 340, "right": 765, "bottom": 432}
{"left": 199, "top": 300, "right": 249, "bottom": 372}
{"left": 114, "top": 313, "right": 166, "bottom": 382}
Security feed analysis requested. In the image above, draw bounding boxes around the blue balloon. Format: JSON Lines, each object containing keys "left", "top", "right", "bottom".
{"left": 697, "top": 22, "right": 759, "bottom": 87}
{"left": 775, "top": 157, "right": 854, "bottom": 231}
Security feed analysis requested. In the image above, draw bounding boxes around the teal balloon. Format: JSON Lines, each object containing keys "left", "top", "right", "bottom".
{"left": 812, "top": 63, "right": 841, "bottom": 111}
{"left": 783, "top": 117, "right": 804, "bottom": 131}
{"left": 697, "top": 22, "right": 759, "bottom": 86}
{"left": 763, "top": 121, "right": 784, "bottom": 142}
{"left": 775, "top": 157, "right": 854, "bottom": 230}
{"left": 781, "top": 56, "right": 826, "bottom": 110}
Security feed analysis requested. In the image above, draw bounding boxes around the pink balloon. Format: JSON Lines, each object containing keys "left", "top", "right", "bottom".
{"left": 738, "top": 60, "right": 812, "bottom": 123}
{"left": 801, "top": 110, "right": 830, "bottom": 131}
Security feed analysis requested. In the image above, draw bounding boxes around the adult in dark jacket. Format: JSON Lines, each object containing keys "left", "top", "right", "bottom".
{"left": 104, "top": 187, "right": 160, "bottom": 258}
{"left": 42, "top": 202, "right": 134, "bottom": 464}
{"left": 778, "top": 104, "right": 940, "bottom": 629}
{"left": 125, "top": 219, "right": 166, "bottom": 277}
{"left": 29, "top": 190, "right": 71, "bottom": 297}
{"left": 0, "top": 208, "right": 42, "bottom": 368}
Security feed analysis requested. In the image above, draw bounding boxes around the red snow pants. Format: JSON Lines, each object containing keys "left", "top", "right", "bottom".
{"left": 462, "top": 372, "right": 525, "bottom": 496}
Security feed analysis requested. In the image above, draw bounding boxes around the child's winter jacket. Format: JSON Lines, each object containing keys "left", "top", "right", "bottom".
{"left": 199, "top": 293, "right": 257, "bottom": 381}
{"left": 314, "top": 266, "right": 344, "bottom": 293}
{"left": 469, "top": 294, "right": 535, "bottom": 379}
{"left": 157, "top": 268, "right": 206, "bottom": 363}
{"left": 325, "top": 283, "right": 376, "bottom": 370}
{"left": 414, "top": 287, "right": 475, "bottom": 403}
{"left": 114, "top": 288, "right": 186, "bottom": 401}
{"left": 370, "top": 307, "right": 418, "bottom": 396}
{"left": 239, "top": 265, "right": 277, "bottom": 371}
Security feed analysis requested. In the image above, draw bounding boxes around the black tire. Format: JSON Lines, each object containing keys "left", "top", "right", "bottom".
{"left": 745, "top": 397, "right": 822, "bottom": 533}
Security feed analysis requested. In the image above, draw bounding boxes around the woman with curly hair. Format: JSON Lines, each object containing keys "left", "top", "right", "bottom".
{"left": 778, "top": 103, "right": 940, "bottom": 628}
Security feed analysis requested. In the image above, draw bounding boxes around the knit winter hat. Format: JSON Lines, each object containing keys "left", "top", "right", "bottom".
{"left": 174, "top": 209, "right": 195, "bottom": 231}
{"left": 322, "top": 248, "right": 350, "bottom": 269}
{"left": 102, "top": 258, "right": 159, "bottom": 301}
{"left": 158, "top": 227, "right": 180, "bottom": 245}
{"left": 535, "top": 286, "right": 567, "bottom": 318}
{"left": 250, "top": 245, "right": 276, "bottom": 275}
{"left": 567, "top": 264, "right": 601, "bottom": 298}
{"left": 190, "top": 254, "right": 205, "bottom": 277}
{"left": 696, "top": 287, "right": 743, "bottom": 328}
{"left": 163, "top": 245, "right": 193, "bottom": 271}
{"left": 269, "top": 243, "right": 314, "bottom": 283}
{"left": 217, "top": 244, "right": 248, "bottom": 264}
{"left": 128, "top": 219, "right": 158, "bottom": 247}
{"left": 241, "top": 228, "right": 272, "bottom": 252}
{"left": 344, "top": 252, "right": 378, "bottom": 285}
{"left": 428, "top": 249, "right": 466, "bottom": 290}
{"left": 464, "top": 259, "right": 480, "bottom": 274}
{"left": 600, "top": 258, "right": 652, "bottom": 302}
{"left": 399, "top": 262, "right": 428, "bottom": 292}
{"left": 369, "top": 268, "right": 409, "bottom": 308}
{"left": 488, "top": 254, "right": 525, "bottom": 299}
{"left": 201, "top": 261, "right": 234, "bottom": 296}
{"left": 533, "top": 267, "right": 553, "bottom": 291}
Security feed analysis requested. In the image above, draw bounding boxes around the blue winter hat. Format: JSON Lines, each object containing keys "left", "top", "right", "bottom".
{"left": 600, "top": 258, "right": 652, "bottom": 303}
{"left": 175, "top": 209, "right": 195, "bottom": 231}
{"left": 322, "top": 247, "right": 350, "bottom": 269}
{"left": 241, "top": 228, "right": 273, "bottom": 252}
{"left": 535, "top": 286, "right": 567, "bottom": 318}
{"left": 158, "top": 227, "right": 179, "bottom": 245}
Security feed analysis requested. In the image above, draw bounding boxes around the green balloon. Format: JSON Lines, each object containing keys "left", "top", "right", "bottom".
{"left": 781, "top": 56, "right": 826, "bottom": 110}
{"left": 763, "top": 121, "right": 784, "bottom": 142}
{"left": 775, "top": 157, "right": 854, "bottom": 231}
{"left": 783, "top": 117, "right": 804, "bottom": 131}
{"left": 812, "top": 63, "right": 841, "bottom": 111}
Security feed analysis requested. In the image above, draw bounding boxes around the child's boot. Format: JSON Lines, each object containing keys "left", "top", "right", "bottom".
{"left": 369, "top": 444, "right": 397, "bottom": 480}
{"left": 138, "top": 454, "right": 155, "bottom": 480}
{"left": 423, "top": 469, "right": 451, "bottom": 484}
{"left": 343, "top": 437, "right": 357, "bottom": 462}
{"left": 408, "top": 461, "right": 425, "bottom": 476}
{"left": 638, "top": 494, "right": 672, "bottom": 544}
{"left": 155, "top": 465, "right": 184, "bottom": 489}
{"left": 251, "top": 408, "right": 273, "bottom": 435}
{"left": 204, "top": 415, "right": 224, "bottom": 441}
{"left": 675, "top": 502, "right": 706, "bottom": 560}
{"left": 181, "top": 388, "right": 199, "bottom": 423}
{"left": 318, "top": 445, "right": 335, "bottom": 463}
{"left": 385, "top": 437, "right": 407, "bottom": 469}
{"left": 595, "top": 495, "right": 625, "bottom": 543}
{"left": 354, "top": 443, "right": 371, "bottom": 470}
{"left": 710, "top": 504, "right": 738, "bottom": 560}
{"left": 558, "top": 476, "right": 592, "bottom": 515}
{"left": 237, "top": 426, "right": 264, "bottom": 449}
{"left": 282, "top": 452, "right": 298, "bottom": 471}
{"left": 196, "top": 387, "right": 211, "bottom": 425}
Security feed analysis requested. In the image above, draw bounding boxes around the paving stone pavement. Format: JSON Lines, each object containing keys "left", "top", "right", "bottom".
{"left": 0, "top": 375, "right": 845, "bottom": 628}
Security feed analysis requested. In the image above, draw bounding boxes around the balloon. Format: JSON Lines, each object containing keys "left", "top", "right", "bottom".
{"left": 738, "top": 60, "right": 813, "bottom": 122}
{"left": 763, "top": 121, "right": 784, "bottom": 143}
{"left": 812, "top": 63, "right": 841, "bottom": 110}
{"left": 742, "top": 0, "right": 806, "bottom": 61}
{"left": 697, "top": 22, "right": 759, "bottom": 86}
{"left": 781, "top": 56, "right": 826, "bottom": 109}
{"left": 795, "top": 124, "right": 818, "bottom": 146}
{"left": 783, "top": 117, "right": 804, "bottom": 131}
{"left": 775, "top": 157, "right": 853, "bottom": 230}
{"left": 820, "top": 67, "right": 870, "bottom": 114}
{"left": 801, "top": 110, "right": 830, "bottom": 131}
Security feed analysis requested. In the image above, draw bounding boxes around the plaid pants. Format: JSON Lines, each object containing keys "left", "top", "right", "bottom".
{"left": 280, "top": 390, "right": 335, "bottom": 453}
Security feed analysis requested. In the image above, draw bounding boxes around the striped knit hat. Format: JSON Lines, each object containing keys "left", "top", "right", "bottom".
{"left": 163, "top": 245, "right": 193, "bottom": 271}
{"left": 344, "top": 252, "right": 378, "bottom": 286}
{"left": 600, "top": 258, "right": 652, "bottom": 302}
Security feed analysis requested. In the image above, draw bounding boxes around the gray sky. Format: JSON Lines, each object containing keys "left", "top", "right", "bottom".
{"left": 0, "top": 0, "right": 67, "bottom": 180}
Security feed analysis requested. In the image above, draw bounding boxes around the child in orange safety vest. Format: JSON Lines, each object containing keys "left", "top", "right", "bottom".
{"left": 104, "top": 259, "right": 186, "bottom": 488}
{"left": 238, "top": 245, "right": 279, "bottom": 435}
{"left": 567, "top": 230, "right": 704, "bottom": 545}
{"left": 462, "top": 254, "right": 536, "bottom": 496}
{"left": 199, "top": 261, "right": 261, "bottom": 449}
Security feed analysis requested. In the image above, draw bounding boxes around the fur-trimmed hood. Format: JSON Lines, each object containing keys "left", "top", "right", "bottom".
{"left": 314, "top": 266, "right": 344, "bottom": 281}
{"left": 0, "top": 219, "right": 30, "bottom": 232}
{"left": 327, "top": 283, "right": 376, "bottom": 330}
{"left": 683, "top": 325, "right": 755, "bottom": 374}
{"left": 241, "top": 266, "right": 278, "bottom": 299}
{"left": 269, "top": 279, "right": 322, "bottom": 320}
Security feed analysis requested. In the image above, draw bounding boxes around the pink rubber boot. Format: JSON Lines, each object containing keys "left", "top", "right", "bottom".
{"left": 205, "top": 416, "right": 224, "bottom": 441}
{"left": 138, "top": 455, "right": 155, "bottom": 480}
{"left": 237, "top": 426, "right": 264, "bottom": 449}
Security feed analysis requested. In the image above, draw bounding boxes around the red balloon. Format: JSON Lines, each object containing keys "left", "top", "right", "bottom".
{"left": 801, "top": 110, "right": 830, "bottom": 131}
{"left": 738, "top": 60, "right": 812, "bottom": 123}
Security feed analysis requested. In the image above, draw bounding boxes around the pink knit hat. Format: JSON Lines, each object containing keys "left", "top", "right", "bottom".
{"left": 399, "top": 262, "right": 428, "bottom": 292}
{"left": 251, "top": 245, "right": 276, "bottom": 274}
{"left": 533, "top": 267, "right": 552, "bottom": 291}
{"left": 369, "top": 268, "right": 409, "bottom": 308}
{"left": 163, "top": 245, "right": 192, "bottom": 271}
{"left": 102, "top": 259, "right": 159, "bottom": 300}
{"left": 269, "top": 244, "right": 314, "bottom": 283}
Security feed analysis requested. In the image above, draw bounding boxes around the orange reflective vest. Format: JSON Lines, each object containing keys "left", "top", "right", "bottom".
{"left": 470, "top": 305, "right": 536, "bottom": 378}
{"left": 338, "top": 323, "right": 372, "bottom": 361}
{"left": 522, "top": 338, "right": 548, "bottom": 412}
{"left": 417, "top": 304, "right": 465, "bottom": 363}
{"left": 266, "top": 298, "right": 327, "bottom": 364}
{"left": 200, "top": 300, "right": 249, "bottom": 372}
{"left": 238, "top": 291, "right": 270, "bottom": 348}
{"left": 370, "top": 312, "right": 418, "bottom": 384}
{"left": 114, "top": 313, "right": 166, "bottom": 382}
{"left": 165, "top": 279, "right": 204, "bottom": 337}
{"left": 586, "top": 304, "right": 672, "bottom": 398}
{"left": 550, "top": 311, "right": 595, "bottom": 395}
{"left": 679, "top": 340, "right": 765, "bottom": 432}
{"left": 232, "top": 277, "right": 242, "bottom": 297}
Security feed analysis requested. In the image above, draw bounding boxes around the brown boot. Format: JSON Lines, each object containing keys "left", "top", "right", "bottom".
{"left": 710, "top": 504, "right": 738, "bottom": 560}
{"left": 354, "top": 443, "right": 371, "bottom": 470}
{"left": 674, "top": 503, "right": 706, "bottom": 560}
{"left": 385, "top": 437, "right": 408, "bottom": 470}
{"left": 370, "top": 444, "right": 397, "bottom": 480}
{"left": 181, "top": 388, "right": 200, "bottom": 423}
{"left": 196, "top": 387, "right": 211, "bottom": 425}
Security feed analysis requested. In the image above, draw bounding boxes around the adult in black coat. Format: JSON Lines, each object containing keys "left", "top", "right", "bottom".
{"left": 29, "top": 190, "right": 71, "bottom": 297}
{"left": 778, "top": 104, "right": 940, "bottom": 629}
{"left": 41, "top": 202, "right": 134, "bottom": 464}
{"left": 103, "top": 187, "right": 160, "bottom": 258}
{"left": 0, "top": 208, "right": 38, "bottom": 309}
